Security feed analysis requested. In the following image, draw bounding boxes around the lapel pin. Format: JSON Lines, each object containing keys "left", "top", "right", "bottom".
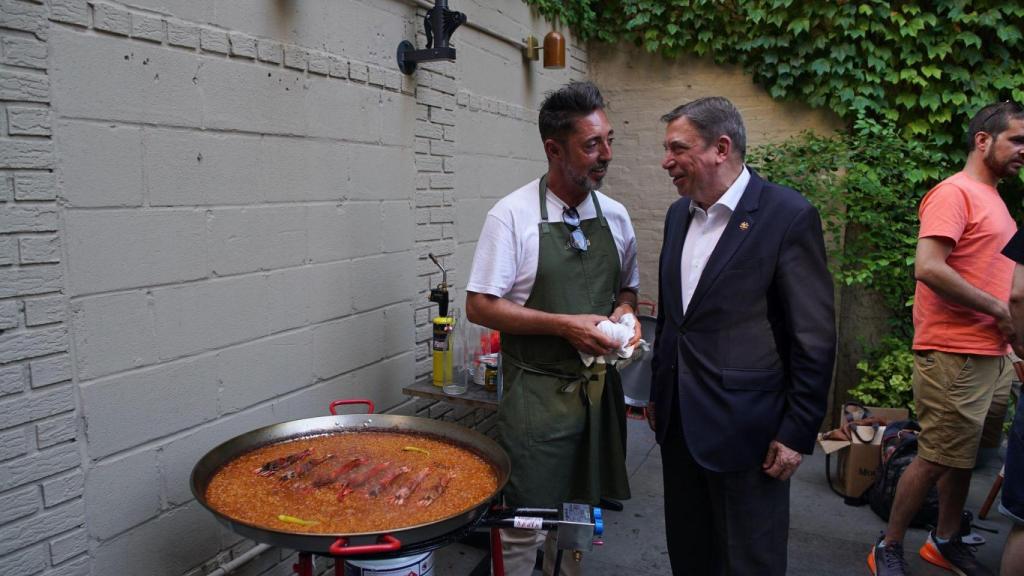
{"left": 739, "top": 221, "right": 750, "bottom": 231}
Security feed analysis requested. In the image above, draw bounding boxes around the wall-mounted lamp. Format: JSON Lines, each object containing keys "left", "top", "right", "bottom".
{"left": 524, "top": 31, "right": 565, "bottom": 69}
{"left": 397, "top": 0, "right": 466, "bottom": 74}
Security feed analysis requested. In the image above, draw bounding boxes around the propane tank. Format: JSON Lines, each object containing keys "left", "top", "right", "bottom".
{"left": 427, "top": 254, "right": 454, "bottom": 388}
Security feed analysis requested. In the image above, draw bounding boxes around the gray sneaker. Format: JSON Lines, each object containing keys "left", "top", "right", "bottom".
{"left": 868, "top": 534, "right": 908, "bottom": 576}
{"left": 919, "top": 531, "right": 993, "bottom": 576}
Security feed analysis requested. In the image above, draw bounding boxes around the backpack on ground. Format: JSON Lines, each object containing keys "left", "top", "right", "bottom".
{"left": 866, "top": 419, "right": 940, "bottom": 528}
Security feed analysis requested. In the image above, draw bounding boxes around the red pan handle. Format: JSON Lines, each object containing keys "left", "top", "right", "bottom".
{"left": 328, "top": 399, "right": 375, "bottom": 415}
{"left": 328, "top": 534, "right": 401, "bottom": 555}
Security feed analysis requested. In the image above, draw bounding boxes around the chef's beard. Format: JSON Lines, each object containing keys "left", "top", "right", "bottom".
{"left": 568, "top": 161, "right": 609, "bottom": 192}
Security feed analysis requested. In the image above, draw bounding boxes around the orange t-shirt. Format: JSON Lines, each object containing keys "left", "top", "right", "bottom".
{"left": 912, "top": 172, "right": 1016, "bottom": 355}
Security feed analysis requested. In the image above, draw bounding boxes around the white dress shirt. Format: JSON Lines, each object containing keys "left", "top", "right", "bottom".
{"left": 680, "top": 167, "right": 751, "bottom": 313}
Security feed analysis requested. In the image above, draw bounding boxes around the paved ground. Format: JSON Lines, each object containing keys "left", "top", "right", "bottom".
{"left": 434, "top": 416, "right": 1012, "bottom": 575}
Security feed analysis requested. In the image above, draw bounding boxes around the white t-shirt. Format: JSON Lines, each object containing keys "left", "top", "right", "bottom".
{"left": 467, "top": 178, "right": 640, "bottom": 306}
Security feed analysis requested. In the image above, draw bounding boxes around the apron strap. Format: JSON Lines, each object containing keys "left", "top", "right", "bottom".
{"left": 539, "top": 175, "right": 607, "bottom": 230}
{"left": 538, "top": 174, "right": 551, "bottom": 234}
{"left": 503, "top": 351, "right": 606, "bottom": 402}
{"left": 503, "top": 351, "right": 581, "bottom": 381}
{"left": 591, "top": 190, "right": 608, "bottom": 228}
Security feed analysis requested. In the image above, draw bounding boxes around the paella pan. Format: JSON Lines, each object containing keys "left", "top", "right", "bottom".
{"left": 191, "top": 401, "right": 510, "bottom": 556}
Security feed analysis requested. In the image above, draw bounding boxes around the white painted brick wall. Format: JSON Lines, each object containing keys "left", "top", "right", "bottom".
{"left": 80, "top": 356, "right": 221, "bottom": 459}
{"left": 0, "top": 441, "right": 80, "bottom": 493}
{"left": 49, "top": 0, "right": 89, "bottom": 28}
{"left": 92, "top": 3, "right": 130, "bottom": 36}
{"left": 149, "top": 275, "right": 271, "bottom": 359}
{"left": 29, "top": 353, "right": 70, "bottom": 388}
{"left": 48, "top": 527, "right": 88, "bottom": 564}
{"left": 56, "top": 120, "right": 143, "bottom": 207}
{"left": 41, "top": 469, "right": 83, "bottom": 507}
{"left": 0, "top": 485, "right": 40, "bottom": 523}
{"left": 13, "top": 171, "right": 55, "bottom": 200}
{"left": 0, "top": 363, "right": 26, "bottom": 396}
{"left": 217, "top": 331, "right": 314, "bottom": 413}
{"left": 65, "top": 209, "right": 207, "bottom": 294}
{"left": 0, "top": 427, "right": 28, "bottom": 460}
{"left": 0, "top": 234, "right": 14, "bottom": 264}
{"left": 130, "top": 13, "right": 163, "bottom": 43}
{"left": 0, "top": 0, "right": 49, "bottom": 39}
{"left": 35, "top": 412, "right": 75, "bottom": 448}
{"left": 24, "top": 294, "right": 64, "bottom": 326}
{"left": 1, "top": 1, "right": 588, "bottom": 575}
{"left": 0, "top": 299, "right": 18, "bottom": 328}
{"left": 0, "top": 68, "right": 49, "bottom": 101}
{"left": 84, "top": 450, "right": 160, "bottom": 539}
{"left": 7, "top": 105, "right": 50, "bottom": 135}
{"left": 70, "top": 291, "right": 158, "bottom": 379}
{"left": 18, "top": 233, "right": 59, "bottom": 263}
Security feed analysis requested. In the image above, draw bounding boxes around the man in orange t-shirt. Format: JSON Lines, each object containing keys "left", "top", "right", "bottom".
{"left": 869, "top": 102, "right": 1024, "bottom": 576}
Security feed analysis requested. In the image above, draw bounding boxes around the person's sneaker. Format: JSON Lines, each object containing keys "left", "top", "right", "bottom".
{"left": 918, "top": 531, "right": 993, "bottom": 576}
{"left": 867, "top": 534, "right": 908, "bottom": 576}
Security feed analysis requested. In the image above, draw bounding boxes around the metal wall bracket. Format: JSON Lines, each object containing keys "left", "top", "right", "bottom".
{"left": 396, "top": 0, "right": 465, "bottom": 74}
{"left": 397, "top": 42, "right": 457, "bottom": 75}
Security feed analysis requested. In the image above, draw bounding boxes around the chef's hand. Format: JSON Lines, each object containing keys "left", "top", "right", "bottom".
{"left": 560, "top": 314, "right": 617, "bottom": 356}
{"left": 646, "top": 401, "right": 656, "bottom": 432}
{"left": 762, "top": 440, "right": 802, "bottom": 481}
{"left": 610, "top": 303, "right": 642, "bottom": 348}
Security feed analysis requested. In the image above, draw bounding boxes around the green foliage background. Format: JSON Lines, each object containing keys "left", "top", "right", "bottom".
{"left": 526, "top": 0, "right": 1024, "bottom": 146}
{"left": 526, "top": 0, "right": 1024, "bottom": 408}
{"left": 747, "top": 119, "right": 930, "bottom": 413}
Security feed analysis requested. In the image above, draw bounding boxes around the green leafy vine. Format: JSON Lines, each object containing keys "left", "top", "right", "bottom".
{"left": 526, "top": 0, "right": 1024, "bottom": 148}
{"left": 525, "top": 0, "right": 1024, "bottom": 409}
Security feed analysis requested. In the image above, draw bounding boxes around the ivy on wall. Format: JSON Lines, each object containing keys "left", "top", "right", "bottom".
{"left": 526, "top": 0, "right": 1024, "bottom": 409}
{"left": 526, "top": 0, "right": 1024, "bottom": 149}
{"left": 748, "top": 119, "right": 933, "bottom": 413}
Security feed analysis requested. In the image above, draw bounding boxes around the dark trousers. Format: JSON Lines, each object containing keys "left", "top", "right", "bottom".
{"left": 661, "top": 413, "right": 790, "bottom": 576}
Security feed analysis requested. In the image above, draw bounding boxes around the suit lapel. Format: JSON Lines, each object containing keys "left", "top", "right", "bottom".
{"left": 683, "top": 171, "right": 764, "bottom": 321}
{"left": 665, "top": 199, "right": 691, "bottom": 326}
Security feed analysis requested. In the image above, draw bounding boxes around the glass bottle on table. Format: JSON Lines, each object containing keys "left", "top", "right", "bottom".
{"left": 442, "top": 308, "right": 468, "bottom": 396}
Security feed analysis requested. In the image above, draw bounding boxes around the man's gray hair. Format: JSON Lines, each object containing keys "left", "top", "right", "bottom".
{"left": 661, "top": 97, "right": 747, "bottom": 159}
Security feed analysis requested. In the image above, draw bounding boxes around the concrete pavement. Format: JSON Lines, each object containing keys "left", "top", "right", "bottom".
{"left": 435, "top": 416, "right": 1012, "bottom": 575}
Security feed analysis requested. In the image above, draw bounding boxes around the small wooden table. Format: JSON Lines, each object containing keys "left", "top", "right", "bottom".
{"left": 402, "top": 380, "right": 499, "bottom": 411}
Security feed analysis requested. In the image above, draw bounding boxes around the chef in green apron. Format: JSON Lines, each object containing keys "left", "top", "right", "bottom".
{"left": 466, "top": 81, "right": 640, "bottom": 576}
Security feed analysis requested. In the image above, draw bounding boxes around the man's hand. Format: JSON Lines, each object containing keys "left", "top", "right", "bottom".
{"left": 995, "top": 301, "right": 1018, "bottom": 344}
{"left": 1013, "top": 342, "right": 1024, "bottom": 361}
{"left": 646, "top": 401, "right": 656, "bottom": 432}
{"left": 762, "top": 440, "right": 802, "bottom": 481}
{"left": 609, "top": 303, "right": 642, "bottom": 348}
{"left": 560, "top": 314, "right": 618, "bottom": 356}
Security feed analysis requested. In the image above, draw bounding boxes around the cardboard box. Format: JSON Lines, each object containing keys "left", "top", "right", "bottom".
{"left": 818, "top": 406, "right": 910, "bottom": 498}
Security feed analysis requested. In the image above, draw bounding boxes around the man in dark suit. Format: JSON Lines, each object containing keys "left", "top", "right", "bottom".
{"left": 649, "top": 97, "right": 836, "bottom": 575}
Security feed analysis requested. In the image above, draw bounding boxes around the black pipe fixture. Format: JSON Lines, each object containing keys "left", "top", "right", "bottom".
{"left": 397, "top": 0, "right": 466, "bottom": 75}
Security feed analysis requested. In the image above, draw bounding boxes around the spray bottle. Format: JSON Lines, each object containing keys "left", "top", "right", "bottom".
{"left": 427, "top": 254, "right": 454, "bottom": 388}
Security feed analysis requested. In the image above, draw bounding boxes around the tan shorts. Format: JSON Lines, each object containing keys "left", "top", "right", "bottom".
{"left": 912, "top": 350, "right": 1012, "bottom": 469}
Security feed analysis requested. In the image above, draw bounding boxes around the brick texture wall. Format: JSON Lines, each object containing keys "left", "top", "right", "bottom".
{"left": 0, "top": 1, "right": 87, "bottom": 575}
{"left": 0, "top": 1, "right": 582, "bottom": 575}
{"left": 2, "top": 4, "right": 843, "bottom": 575}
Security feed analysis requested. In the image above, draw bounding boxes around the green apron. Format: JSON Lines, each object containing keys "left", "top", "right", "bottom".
{"left": 497, "top": 175, "right": 631, "bottom": 509}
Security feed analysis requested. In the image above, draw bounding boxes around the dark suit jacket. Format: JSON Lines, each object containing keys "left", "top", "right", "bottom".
{"left": 651, "top": 169, "right": 836, "bottom": 472}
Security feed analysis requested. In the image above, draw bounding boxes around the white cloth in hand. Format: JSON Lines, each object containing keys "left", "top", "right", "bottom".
{"left": 580, "top": 313, "right": 638, "bottom": 367}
